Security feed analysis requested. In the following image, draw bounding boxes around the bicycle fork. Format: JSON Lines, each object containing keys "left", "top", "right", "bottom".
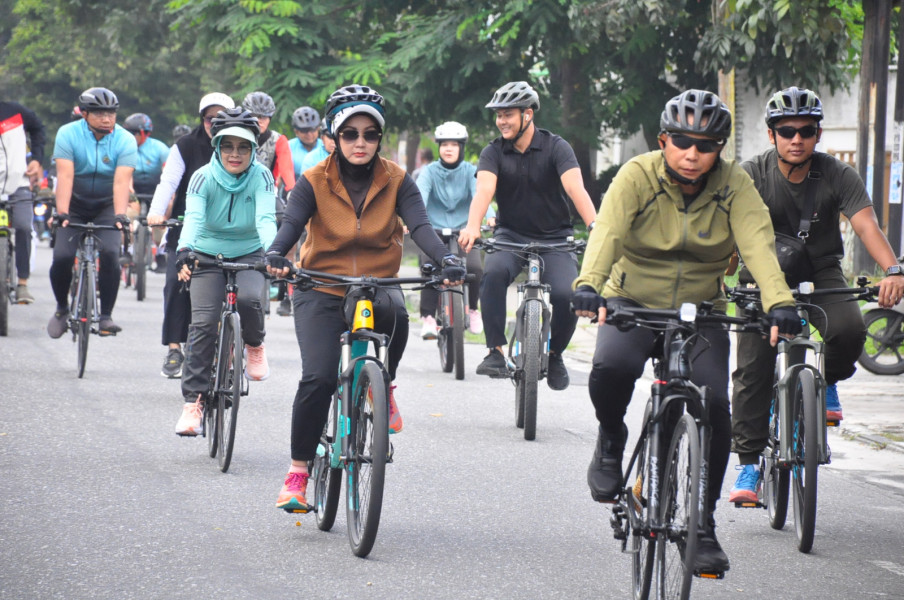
{"left": 774, "top": 338, "right": 829, "bottom": 465}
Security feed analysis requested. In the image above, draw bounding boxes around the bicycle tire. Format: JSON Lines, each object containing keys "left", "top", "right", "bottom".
{"left": 765, "top": 398, "right": 789, "bottom": 530}
{"left": 216, "top": 312, "right": 242, "bottom": 473}
{"left": 791, "top": 369, "right": 818, "bottom": 553}
{"left": 657, "top": 412, "right": 700, "bottom": 600}
{"left": 76, "top": 267, "right": 93, "bottom": 379}
{"left": 0, "top": 239, "right": 9, "bottom": 336}
{"left": 452, "top": 291, "right": 465, "bottom": 380}
{"left": 313, "top": 387, "right": 342, "bottom": 531}
{"left": 346, "top": 361, "right": 388, "bottom": 558}
{"left": 438, "top": 297, "right": 454, "bottom": 373}
{"left": 517, "top": 300, "right": 541, "bottom": 441}
{"left": 206, "top": 398, "right": 218, "bottom": 458}
{"left": 628, "top": 404, "right": 655, "bottom": 600}
{"left": 858, "top": 309, "right": 904, "bottom": 375}
{"left": 135, "top": 225, "right": 149, "bottom": 301}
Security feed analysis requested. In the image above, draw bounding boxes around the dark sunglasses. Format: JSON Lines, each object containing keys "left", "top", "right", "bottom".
{"left": 338, "top": 129, "right": 382, "bottom": 143}
{"left": 667, "top": 133, "right": 725, "bottom": 153}
{"left": 296, "top": 127, "right": 317, "bottom": 134}
{"left": 773, "top": 125, "right": 819, "bottom": 140}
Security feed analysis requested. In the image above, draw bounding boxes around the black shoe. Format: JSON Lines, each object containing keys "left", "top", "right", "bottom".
{"left": 587, "top": 425, "right": 627, "bottom": 502}
{"left": 546, "top": 351, "right": 569, "bottom": 390}
{"left": 98, "top": 316, "right": 121, "bottom": 336}
{"left": 161, "top": 348, "right": 184, "bottom": 379}
{"left": 476, "top": 348, "right": 508, "bottom": 378}
{"left": 694, "top": 515, "right": 730, "bottom": 574}
{"left": 276, "top": 297, "right": 292, "bottom": 317}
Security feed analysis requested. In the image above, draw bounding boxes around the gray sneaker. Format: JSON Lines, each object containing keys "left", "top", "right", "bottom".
{"left": 47, "top": 308, "right": 70, "bottom": 339}
{"left": 15, "top": 284, "right": 34, "bottom": 304}
{"left": 161, "top": 348, "right": 184, "bottom": 378}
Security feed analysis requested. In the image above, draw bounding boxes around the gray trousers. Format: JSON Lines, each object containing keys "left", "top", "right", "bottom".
{"left": 181, "top": 250, "right": 267, "bottom": 399}
{"left": 731, "top": 265, "right": 866, "bottom": 463}
{"left": 7, "top": 187, "right": 34, "bottom": 280}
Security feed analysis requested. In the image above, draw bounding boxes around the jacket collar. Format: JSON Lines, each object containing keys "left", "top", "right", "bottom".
{"left": 324, "top": 154, "right": 392, "bottom": 211}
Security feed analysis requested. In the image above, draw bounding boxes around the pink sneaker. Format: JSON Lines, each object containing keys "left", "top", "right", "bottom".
{"left": 276, "top": 471, "right": 310, "bottom": 512}
{"left": 468, "top": 309, "right": 484, "bottom": 335}
{"left": 175, "top": 395, "right": 204, "bottom": 436}
{"left": 244, "top": 343, "right": 270, "bottom": 381}
{"left": 388, "top": 385, "right": 403, "bottom": 434}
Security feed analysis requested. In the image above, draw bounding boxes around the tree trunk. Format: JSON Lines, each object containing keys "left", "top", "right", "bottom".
{"left": 555, "top": 55, "right": 601, "bottom": 210}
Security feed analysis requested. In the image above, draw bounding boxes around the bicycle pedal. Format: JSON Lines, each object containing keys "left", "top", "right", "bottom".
{"left": 283, "top": 506, "right": 314, "bottom": 514}
{"left": 694, "top": 570, "right": 725, "bottom": 580}
{"left": 826, "top": 419, "right": 840, "bottom": 427}
{"left": 98, "top": 330, "right": 117, "bottom": 337}
{"left": 733, "top": 500, "right": 764, "bottom": 509}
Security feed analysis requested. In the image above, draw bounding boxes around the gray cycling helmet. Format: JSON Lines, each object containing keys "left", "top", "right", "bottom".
{"left": 765, "top": 87, "right": 823, "bottom": 127}
{"left": 485, "top": 81, "right": 540, "bottom": 111}
{"left": 242, "top": 91, "right": 276, "bottom": 117}
{"left": 78, "top": 87, "right": 119, "bottom": 111}
{"left": 292, "top": 106, "right": 320, "bottom": 131}
{"left": 123, "top": 113, "right": 153, "bottom": 133}
{"left": 660, "top": 89, "right": 732, "bottom": 140}
{"left": 172, "top": 124, "right": 192, "bottom": 141}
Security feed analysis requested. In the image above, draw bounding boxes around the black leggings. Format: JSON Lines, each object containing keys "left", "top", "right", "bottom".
{"left": 588, "top": 298, "right": 732, "bottom": 515}
{"left": 289, "top": 286, "right": 408, "bottom": 461}
{"left": 418, "top": 241, "right": 482, "bottom": 316}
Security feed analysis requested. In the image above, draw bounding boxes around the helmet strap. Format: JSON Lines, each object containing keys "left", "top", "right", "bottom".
{"left": 511, "top": 110, "right": 532, "bottom": 145}
{"left": 771, "top": 131, "right": 813, "bottom": 179}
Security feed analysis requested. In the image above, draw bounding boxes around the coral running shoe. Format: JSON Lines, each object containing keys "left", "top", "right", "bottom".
{"left": 175, "top": 395, "right": 204, "bottom": 436}
{"left": 388, "top": 385, "right": 403, "bottom": 434}
{"left": 244, "top": 343, "right": 270, "bottom": 381}
{"left": 728, "top": 464, "right": 761, "bottom": 504}
{"left": 276, "top": 471, "right": 310, "bottom": 511}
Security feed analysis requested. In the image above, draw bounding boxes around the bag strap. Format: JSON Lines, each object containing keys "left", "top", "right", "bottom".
{"left": 798, "top": 153, "right": 821, "bottom": 240}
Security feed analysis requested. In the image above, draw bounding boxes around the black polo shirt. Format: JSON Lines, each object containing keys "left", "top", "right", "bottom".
{"left": 477, "top": 127, "right": 579, "bottom": 238}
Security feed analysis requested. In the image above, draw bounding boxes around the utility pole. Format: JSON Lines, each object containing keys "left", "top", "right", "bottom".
{"left": 888, "top": 3, "right": 904, "bottom": 256}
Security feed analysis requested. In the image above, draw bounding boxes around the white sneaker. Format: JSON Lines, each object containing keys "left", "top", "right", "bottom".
{"left": 421, "top": 315, "right": 438, "bottom": 340}
{"left": 469, "top": 309, "right": 484, "bottom": 335}
{"left": 244, "top": 343, "right": 270, "bottom": 381}
{"left": 175, "top": 395, "right": 204, "bottom": 436}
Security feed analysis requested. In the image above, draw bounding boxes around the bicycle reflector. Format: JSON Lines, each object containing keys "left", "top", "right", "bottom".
{"left": 353, "top": 299, "right": 374, "bottom": 331}
{"left": 679, "top": 303, "right": 696, "bottom": 322}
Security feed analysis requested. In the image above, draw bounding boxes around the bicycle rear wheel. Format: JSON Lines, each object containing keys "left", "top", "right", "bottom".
{"left": 628, "top": 405, "right": 655, "bottom": 600}
{"left": 346, "top": 361, "right": 389, "bottom": 558}
{"left": 791, "top": 369, "right": 818, "bottom": 553}
{"left": 313, "top": 386, "right": 342, "bottom": 531}
{"left": 657, "top": 412, "right": 700, "bottom": 600}
{"left": 764, "top": 398, "right": 789, "bottom": 530}
{"left": 206, "top": 397, "right": 218, "bottom": 458}
{"left": 135, "top": 225, "right": 149, "bottom": 301}
{"left": 451, "top": 292, "right": 465, "bottom": 380}
{"left": 0, "top": 239, "right": 9, "bottom": 336}
{"left": 216, "top": 312, "right": 242, "bottom": 473}
{"left": 76, "top": 268, "right": 93, "bottom": 379}
{"left": 516, "top": 300, "right": 541, "bottom": 441}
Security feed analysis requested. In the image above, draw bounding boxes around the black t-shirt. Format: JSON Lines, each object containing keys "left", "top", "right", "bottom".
{"left": 477, "top": 128, "right": 579, "bottom": 238}
{"left": 742, "top": 149, "right": 872, "bottom": 270}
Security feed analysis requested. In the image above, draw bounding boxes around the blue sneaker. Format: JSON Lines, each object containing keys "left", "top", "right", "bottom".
{"left": 825, "top": 383, "right": 843, "bottom": 421}
{"left": 728, "top": 464, "right": 761, "bottom": 503}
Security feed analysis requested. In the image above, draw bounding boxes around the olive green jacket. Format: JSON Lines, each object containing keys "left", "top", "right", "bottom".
{"left": 575, "top": 151, "right": 794, "bottom": 313}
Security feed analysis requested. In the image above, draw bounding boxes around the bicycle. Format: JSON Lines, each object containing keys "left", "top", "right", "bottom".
{"left": 858, "top": 296, "right": 904, "bottom": 375}
{"left": 728, "top": 279, "right": 879, "bottom": 553}
{"left": 431, "top": 228, "right": 475, "bottom": 380}
{"left": 474, "top": 236, "right": 586, "bottom": 441}
{"left": 122, "top": 193, "right": 155, "bottom": 301}
{"left": 62, "top": 222, "right": 129, "bottom": 378}
{"left": 0, "top": 194, "right": 19, "bottom": 336}
{"left": 605, "top": 301, "right": 765, "bottom": 600}
{"left": 275, "top": 265, "right": 443, "bottom": 557}
{"left": 183, "top": 253, "right": 264, "bottom": 473}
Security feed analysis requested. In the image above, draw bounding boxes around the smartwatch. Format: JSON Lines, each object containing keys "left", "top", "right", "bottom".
{"left": 886, "top": 265, "right": 903, "bottom": 276}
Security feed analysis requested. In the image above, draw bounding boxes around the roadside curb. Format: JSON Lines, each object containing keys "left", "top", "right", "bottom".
{"left": 839, "top": 426, "right": 904, "bottom": 455}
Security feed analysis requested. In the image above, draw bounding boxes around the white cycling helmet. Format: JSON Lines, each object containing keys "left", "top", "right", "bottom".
{"left": 434, "top": 121, "right": 468, "bottom": 143}
{"left": 198, "top": 92, "right": 236, "bottom": 116}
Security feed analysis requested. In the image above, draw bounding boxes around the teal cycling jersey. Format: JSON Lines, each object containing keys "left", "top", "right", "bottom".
{"left": 179, "top": 160, "right": 278, "bottom": 258}
{"left": 300, "top": 145, "right": 330, "bottom": 173}
{"left": 52, "top": 120, "right": 138, "bottom": 205}
{"left": 416, "top": 159, "right": 493, "bottom": 229}
{"left": 289, "top": 137, "right": 323, "bottom": 179}
{"left": 133, "top": 137, "right": 170, "bottom": 194}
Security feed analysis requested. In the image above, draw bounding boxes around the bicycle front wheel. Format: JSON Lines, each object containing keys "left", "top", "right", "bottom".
{"left": 313, "top": 385, "right": 342, "bottom": 531}
{"left": 858, "top": 309, "right": 904, "bottom": 375}
{"left": 76, "top": 268, "right": 93, "bottom": 379}
{"left": 657, "top": 412, "right": 701, "bottom": 600}
{"left": 438, "top": 298, "right": 454, "bottom": 373}
{"left": 135, "top": 225, "right": 149, "bottom": 301}
{"left": 628, "top": 405, "right": 655, "bottom": 600}
{"left": 452, "top": 291, "right": 465, "bottom": 380}
{"left": 516, "top": 300, "right": 541, "bottom": 441}
{"left": 764, "top": 398, "right": 789, "bottom": 530}
{"left": 216, "top": 312, "right": 242, "bottom": 473}
{"left": 346, "top": 361, "right": 389, "bottom": 558}
{"left": 0, "top": 239, "right": 9, "bottom": 336}
{"left": 791, "top": 369, "right": 818, "bottom": 553}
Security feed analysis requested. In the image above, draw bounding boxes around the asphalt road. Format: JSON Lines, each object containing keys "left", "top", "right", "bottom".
{"left": 2, "top": 244, "right": 904, "bottom": 599}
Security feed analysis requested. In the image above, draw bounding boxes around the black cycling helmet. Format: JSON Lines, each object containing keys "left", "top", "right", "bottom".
{"left": 123, "top": 113, "right": 153, "bottom": 133}
{"left": 78, "top": 87, "right": 120, "bottom": 112}
{"left": 660, "top": 89, "right": 732, "bottom": 140}
{"left": 172, "top": 124, "right": 192, "bottom": 141}
{"left": 324, "top": 84, "right": 385, "bottom": 136}
{"left": 242, "top": 91, "right": 276, "bottom": 117}
{"left": 292, "top": 106, "right": 320, "bottom": 131}
{"left": 764, "top": 86, "right": 823, "bottom": 127}
{"left": 485, "top": 81, "right": 540, "bottom": 111}
{"left": 210, "top": 107, "right": 261, "bottom": 146}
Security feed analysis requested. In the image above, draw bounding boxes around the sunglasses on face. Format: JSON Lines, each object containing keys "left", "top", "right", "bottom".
{"left": 220, "top": 142, "right": 253, "bottom": 156}
{"left": 773, "top": 125, "right": 819, "bottom": 140}
{"left": 667, "top": 133, "right": 725, "bottom": 153}
{"left": 296, "top": 127, "right": 316, "bottom": 134}
{"left": 338, "top": 129, "right": 382, "bottom": 143}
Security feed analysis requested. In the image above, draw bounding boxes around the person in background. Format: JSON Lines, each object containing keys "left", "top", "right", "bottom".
{"left": 299, "top": 118, "right": 335, "bottom": 172}
{"left": 288, "top": 106, "right": 323, "bottom": 179}
{"left": 172, "top": 124, "right": 192, "bottom": 144}
{"left": 410, "top": 147, "right": 433, "bottom": 182}
{"left": 123, "top": 112, "right": 170, "bottom": 271}
{"left": 0, "top": 99, "right": 46, "bottom": 304}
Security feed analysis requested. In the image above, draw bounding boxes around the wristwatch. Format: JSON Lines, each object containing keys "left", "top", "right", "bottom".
{"left": 886, "top": 265, "right": 903, "bottom": 276}
{"left": 588, "top": 221, "right": 596, "bottom": 232}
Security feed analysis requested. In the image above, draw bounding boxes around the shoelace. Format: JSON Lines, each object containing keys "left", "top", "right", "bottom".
{"left": 247, "top": 345, "right": 265, "bottom": 366}
{"left": 735, "top": 466, "right": 760, "bottom": 489}
{"left": 285, "top": 471, "right": 309, "bottom": 492}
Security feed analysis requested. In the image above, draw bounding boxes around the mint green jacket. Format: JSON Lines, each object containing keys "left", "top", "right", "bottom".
{"left": 575, "top": 151, "right": 794, "bottom": 313}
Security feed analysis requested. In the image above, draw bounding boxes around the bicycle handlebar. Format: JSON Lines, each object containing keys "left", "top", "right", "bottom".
{"left": 605, "top": 302, "right": 769, "bottom": 336}
{"left": 474, "top": 237, "right": 587, "bottom": 254}
{"left": 267, "top": 264, "right": 446, "bottom": 290}
{"left": 138, "top": 217, "right": 183, "bottom": 228}
{"left": 727, "top": 282, "right": 879, "bottom": 306}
